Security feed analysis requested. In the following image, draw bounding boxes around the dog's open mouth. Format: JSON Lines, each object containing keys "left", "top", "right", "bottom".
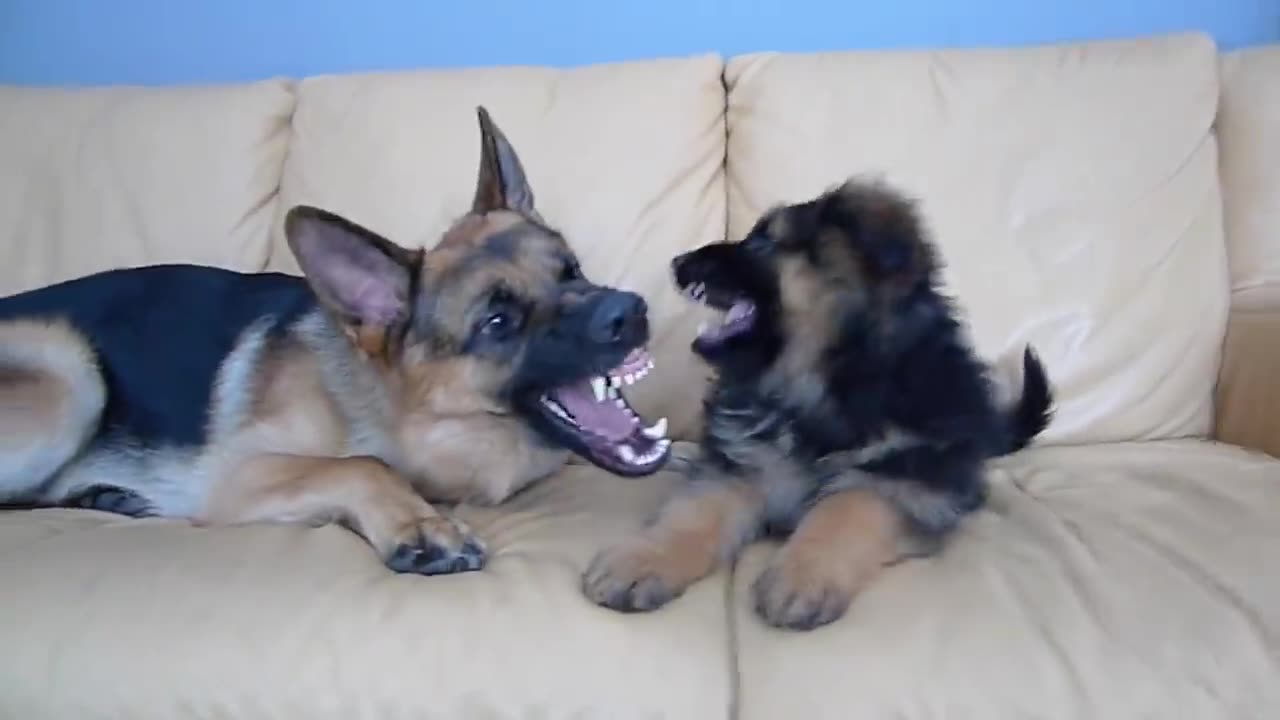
{"left": 683, "top": 281, "right": 757, "bottom": 353}
{"left": 536, "top": 348, "right": 671, "bottom": 476}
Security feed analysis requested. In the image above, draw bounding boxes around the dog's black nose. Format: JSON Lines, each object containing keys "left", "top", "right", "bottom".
{"left": 590, "top": 291, "right": 647, "bottom": 344}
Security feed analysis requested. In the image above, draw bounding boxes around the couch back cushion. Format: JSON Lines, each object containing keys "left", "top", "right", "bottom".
{"left": 1219, "top": 47, "right": 1280, "bottom": 312}
{"left": 271, "top": 55, "right": 726, "bottom": 439}
{"left": 723, "top": 32, "right": 1226, "bottom": 445}
{"left": 0, "top": 81, "right": 295, "bottom": 294}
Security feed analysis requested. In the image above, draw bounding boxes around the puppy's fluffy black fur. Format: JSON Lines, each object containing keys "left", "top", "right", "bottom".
{"left": 582, "top": 177, "right": 1054, "bottom": 630}
{"left": 682, "top": 178, "right": 1052, "bottom": 538}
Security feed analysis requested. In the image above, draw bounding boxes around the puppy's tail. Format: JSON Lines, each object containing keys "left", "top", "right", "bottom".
{"left": 995, "top": 345, "right": 1054, "bottom": 456}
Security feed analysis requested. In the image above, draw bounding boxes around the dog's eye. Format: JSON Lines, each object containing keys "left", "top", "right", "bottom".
{"left": 482, "top": 309, "right": 521, "bottom": 337}
{"left": 485, "top": 313, "right": 510, "bottom": 332}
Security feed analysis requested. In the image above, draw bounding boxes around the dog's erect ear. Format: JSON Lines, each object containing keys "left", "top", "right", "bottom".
{"left": 285, "top": 206, "right": 417, "bottom": 329}
{"left": 471, "top": 106, "right": 538, "bottom": 217}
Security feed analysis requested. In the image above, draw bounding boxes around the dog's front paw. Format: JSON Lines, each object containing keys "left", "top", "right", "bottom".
{"left": 386, "top": 513, "right": 487, "bottom": 576}
{"left": 752, "top": 551, "right": 856, "bottom": 631}
{"left": 582, "top": 538, "right": 690, "bottom": 613}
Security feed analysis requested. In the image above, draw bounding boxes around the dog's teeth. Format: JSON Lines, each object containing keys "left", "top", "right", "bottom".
{"left": 634, "top": 366, "right": 648, "bottom": 380}
{"left": 646, "top": 360, "right": 655, "bottom": 370}
{"left": 619, "top": 445, "right": 639, "bottom": 463}
{"left": 591, "top": 377, "right": 607, "bottom": 403}
{"left": 642, "top": 417, "right": 668, "bottom": 440}
{"left": 608, "top": 376, "right": 621, "bottom": 388}
{"left": 624, "top": 373, "right": 635, "bottom": 385}
{"left": 607, "top": 385, "right": 619, "bottom": 399}
{"left": 615, "top": 399, "right": 627, "bottom": 409}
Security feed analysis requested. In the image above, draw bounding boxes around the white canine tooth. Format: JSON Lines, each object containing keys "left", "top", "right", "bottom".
{"left": 608, "top": 376, "right": 621, "bottom": 388}
{"left": 642, "top": 417, "right": 668, "bottom": 440}
{"left": 635, "top": 366, "right": 648, "bottom": 379}
{"left": 615, "top": 399, "right": 627, "bottom": 409}
{"left": 619, "top": 445, "right": 638, "bottom": 463}
{"left": 624, "top": 373, "right": 635, "bottom": 385}
{"left": 646, "top": 360, "right": 655, "bottom": 370}
{"left": 590, "top": 377, "right": 607, "bottom": 403}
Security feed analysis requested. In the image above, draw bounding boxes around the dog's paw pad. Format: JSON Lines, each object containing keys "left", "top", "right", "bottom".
{"left": 386, "top": 517, "right": 487, "bottom": 576}
{"left": 68, "top": 485, "right": 153, "bottom": 518}
{"left": 751, "top": 563, "right": 852, "bottom": 631}
{"left": 581, "top": 542, "right": 681, "bottom": 613}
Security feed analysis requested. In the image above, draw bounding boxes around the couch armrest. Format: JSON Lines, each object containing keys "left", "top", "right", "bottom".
{"left": 1215, "top": 308, "right": 1280, "bottom": 458}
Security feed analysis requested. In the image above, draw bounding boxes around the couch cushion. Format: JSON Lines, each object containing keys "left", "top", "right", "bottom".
{"left": 1219, "top": 46, "right": 1280, "bottom": 311}
{"left": 730, "top": 440, "right": 1280, "bottom": 719}
{"left": 724, "top": 33, "right": 1227, "bottom": 444}
{"left": 272, "top": 55, "right": 726, "bottom": 442}
{"left": 0, "top": 80, "right": 295, "bottom": 294}
{"left": 0, "top": 460, "right": 731, "bottom": 719}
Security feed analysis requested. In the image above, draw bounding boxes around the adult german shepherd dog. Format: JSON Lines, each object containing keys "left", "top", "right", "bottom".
{"left": 0, "top": 108, "right": 671, "bottom": 576}
{"left": 583, "top": 178, "right": 1053, "bottom": 629}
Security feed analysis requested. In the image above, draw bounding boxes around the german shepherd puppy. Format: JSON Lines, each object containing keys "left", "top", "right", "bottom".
{"left": 0, "top": 107, "right": 671, "bottom": 576}
{"left": 583, "top": 178, "right": 1052, "bottom": 629}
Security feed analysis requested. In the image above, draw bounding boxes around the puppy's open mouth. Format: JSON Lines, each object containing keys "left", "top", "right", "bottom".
{"left": 683, "top": 282, "right": 757, "bottom": 353}
{"left": 537, "top": 348, "right": 671, "bottom": 476}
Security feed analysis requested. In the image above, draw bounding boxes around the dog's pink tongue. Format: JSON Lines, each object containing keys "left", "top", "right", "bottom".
{"left": 552, "top": 381, "right": 636, "bottom": 442}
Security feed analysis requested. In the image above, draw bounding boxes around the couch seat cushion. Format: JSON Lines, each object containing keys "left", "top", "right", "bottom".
{"left": 0, "top": 460, "right": 731, "bottom": 719}
{"left": 730, "top": 440, "right": 1280, "bottom": 719}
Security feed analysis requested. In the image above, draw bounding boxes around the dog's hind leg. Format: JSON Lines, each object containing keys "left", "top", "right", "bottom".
{"left": 0, "top": 319, "right": 105, "bottom": 504}
{"left": 198, "top": 453, "right": 487, "bottom": 576}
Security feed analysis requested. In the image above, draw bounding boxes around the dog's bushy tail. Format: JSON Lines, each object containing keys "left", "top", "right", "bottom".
{"left": 998, "top": 346, "right": 1054, "bottom": 455}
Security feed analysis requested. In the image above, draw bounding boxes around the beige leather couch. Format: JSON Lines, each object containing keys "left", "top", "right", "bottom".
{"left": 2, "top": 31, "right": 1278, "bottom": 719}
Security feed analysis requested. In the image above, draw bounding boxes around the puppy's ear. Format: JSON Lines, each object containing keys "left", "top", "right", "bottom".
{"left": 471, "top": 106, "right": 539, "bottom": 218}
{"left": 285, "top": 206, "right": 418, "bottom": 331}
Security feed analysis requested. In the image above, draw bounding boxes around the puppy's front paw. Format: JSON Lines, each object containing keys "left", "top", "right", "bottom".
{"left": 386, "top": 514, "right": 487, "bottom": 576}
{"left": 582, "top": 538, "right": 690, "bottom": 613}
{"left": 752, "top": 551, "right": 856, "bottom": 631}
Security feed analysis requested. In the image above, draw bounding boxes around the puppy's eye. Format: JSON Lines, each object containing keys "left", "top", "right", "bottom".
{"left": 559, "top": 260, "right": 583, "bottom": 283}
{"left": 742, "top": 233, "right": 775, "bottom": 257}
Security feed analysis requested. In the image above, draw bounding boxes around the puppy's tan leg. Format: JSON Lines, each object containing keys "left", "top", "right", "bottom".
{"left": 752, "top": 488, "right": 908, "bottom": 630}
{"left": 201, "top": 454, "right": 485, "bottom": 576}
{"left": 583, "top": 479, "right": 764, "bottom": 612}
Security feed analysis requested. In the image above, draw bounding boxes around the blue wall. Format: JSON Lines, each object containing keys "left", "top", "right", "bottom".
{"left": 1, "top": 0, "right": 1277, "bottom": 86}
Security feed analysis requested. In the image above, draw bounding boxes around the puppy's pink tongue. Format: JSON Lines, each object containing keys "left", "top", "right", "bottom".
{"left": 550, "top": 380, "right": 637, "bottom": 442}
